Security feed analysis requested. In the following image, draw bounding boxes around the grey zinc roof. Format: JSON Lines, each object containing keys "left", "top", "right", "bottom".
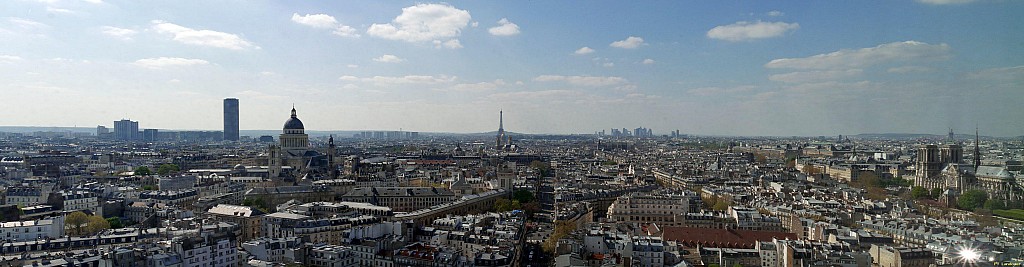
{"left": 975, "top": 166, "right": 1013, "bottom": 179}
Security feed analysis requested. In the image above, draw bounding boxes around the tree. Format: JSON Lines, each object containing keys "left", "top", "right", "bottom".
{"left": 243, "top": 197, "right": 270, "bottom": 213}
{"left": 134, "top": 166, "right": 152, "bottom": 176}
{"left": 984, "top": 198, "right": 1006, "bottom": 210}
{"left": 855, "top": 172, "right": 881, "bottom": 189}
{"left": 754, "top": 153, "right": 767, "bottom": 164}
{"left": 957, "top": 190, "right": 989, "bottom": 211}
{"left": 106, "top": 217, "right": 123, "bottom": 229}
{"left": 85, "top": 215, "right": 110, "bottom": 235}
{"left": 530, "top": 160, "right": 552, "bottom": 177}
{"left": 513, "top": 190, "right": 534, "bottom": 203}
{"left": 712, "top": 201, "right": 730, "bottom": 211}
{"left": 543, "top": 221, "right": 577, "bottom": 253}
{"left": 156, "top": 164, "right": 180, "bottom": 175}
{"left": 65, "top": 211, "right": 89, "bottom": 236}
{"left": 494, "top": 199, "right": 522, "bottom": 212}
{"left": 141, "top": 185, "right": 157, "bottom": 191}
{"left": 802, "top": 165, "right": 821, "bottom": 176}
{"left": 911, "top": 186, "right": 929, "bottom": 199}
{"left": 930, "top": 188, "right": 943, "bottom": 199}
{"left": 523, "top": 202, "right": 541, "bottom": 216}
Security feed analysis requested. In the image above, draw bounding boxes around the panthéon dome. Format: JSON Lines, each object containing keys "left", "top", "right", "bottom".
{"left": 283, "top": 107, "right": 304, "bottom": 130}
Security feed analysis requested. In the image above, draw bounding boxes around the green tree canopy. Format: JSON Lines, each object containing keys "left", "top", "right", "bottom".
{"left": 512, "top": 189, "right": 534, "bottom": 203}
{"left": 134, "top": 166, "right": 152, "bottom": 176}
{"left": 106, "top": 217, "right": 123, "bottom": 229}
{"left": 930, "top": 188, "right": 943, "bottom": 199}
{"left": 65, "top": 211, "right": 89, "bottom": 236}
{"left": 911, "top": 186, "right": 929, "bottom": 199}
{"left": 85, "top": 215, "right": 110, "bottom": 235}
{"left": 530, "top": 160, "right": 552, "bottom": 177}
{"left": 984, "top": 198, "right": 1006, "bottom": 210}
{"left": 65, "top": 212, "right": 110, "bottom": 236}
{"left": 156, "top": 163, "right": 180, "bottom": 175}
{"left": 958, "top": 190, "right": 989, "bottom": 211}
{"left": 493, "top": 198, "right": 522, "bottom": 212}
{"left": 243, "top": 197, "right": 270, "bottom": 213}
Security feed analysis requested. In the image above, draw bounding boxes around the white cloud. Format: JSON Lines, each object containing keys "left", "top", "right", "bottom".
{"left": 441, "top": 79, "right": 506, "bottom": 92}
{"left": 373, "top": 54, "right": 404, "bottom": 63}
{"left": 768, "top": 69, "right": 864, "bottom": 83}
{"left": 707, "top": 21, "right": 799, "bottom": 41}
{"left": 100, "top": 26, "right": 137, "bottom": 40}
{"left": 82, "top": 0, "right": 103, "bottom": 4}
{"left": 602, "top": 62, "right": 614, "bottom": 67}
{"left": 767, "top": 10, "right": 784, "bottom": 17}
{"left": 151, "top": 20, "right": 256, "bottom": 50}
{"left": 609, "top": 36, "right": 644, "bottom": 49}
{"left": 291, "top": 13, "right": 359, "bottom": 37}
{"left": 967, "top": 65, "right": 1024, "bottom": 81}
{"left": 46, "top": 7, "right": 75, "bottom": 14}
{"left": 366, "top": 75, "right": 456, "bottom": 86}
{"left": 0, "top": 55, "right": 23, "bottom": 64}
{"left": 332, "top": 25, "right": 359, "bottom": 37}
{"left": 346, "top": 64, "right": 359, "bottom": 68}
{"left": 433, "top": 39, "right": 462, "bottom": 49}
{"left": 887, "top": 66, "right": 932, "bottom": 73}
{"left": 133, "top": 57, "right": 210, "bottom": 69}
{"left": 534, "top": 75, "right": 628, "bottom": 86}
{"left": 367, "top": 3, "right": 471, "bottom": 43}
{"left": 8, "top": 17, "right": 48, "bottom": 30}
{"left": 340, "top": 75, "right": 457, "bottom": 86}
{"left": 614, "top": 84, "right": 638, "bottom": 92}
{"left": 642, "top": 59, "right": 655, "bottom": 64}
{"left": 489, "top": 89, "right": 579, "bottom": 100}
{"left": 291, "top": 13, "right": 338, "bottom": 28}
{"left": 488, "top": 18, "right": 520, "bottom": 36}
{"left": 916, "top": 0, "right": 976, "bottom": 4}
{"left": 765, "top": 41, "right": 951, "bottom": 69}
{"left": 687, "top": 85, "right": 757, "bottom": 96}
{"left": 574, "top": 47, "right": 595, "bottom": 55}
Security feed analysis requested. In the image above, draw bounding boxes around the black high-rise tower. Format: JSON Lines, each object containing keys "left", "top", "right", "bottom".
{"left": 223, "top": 98, "right": 239, "bottom": 141}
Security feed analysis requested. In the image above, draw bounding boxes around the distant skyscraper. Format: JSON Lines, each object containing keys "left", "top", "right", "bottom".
{"left": 223, "top": 98, "right": 239, "bottom": 141}
{"left": 114, "top": 119, "right": 139, "bottom": 141}
{"left": 96, "top": 125, "right": 109, "bottom": 136}
{"left": 143, "top": 129, "right": 159, "bottom": 142}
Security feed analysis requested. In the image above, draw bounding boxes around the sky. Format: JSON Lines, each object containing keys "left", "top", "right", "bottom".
{"left": 1, "top": 0, "right": 1022, "bottom": 136}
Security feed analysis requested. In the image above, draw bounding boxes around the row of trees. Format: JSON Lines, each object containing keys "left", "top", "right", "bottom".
{"left": 702, "top": 194, "right": 731, "bottom": 211}
{"left": 494, "top": 189, "right": 541, "bottom": 215}
{"left": 65, "top": 211, "right": 110, "bottom": 236}
{"left": 243, "top": 197, "right": 271, "bottom": 213}
{"left": 910, "top": 186, "right": 946, "bottom": 200}
{"left": 542, "top": 221, "right": 577, "bottom": 253}
{"left": 132, "top": 163, "right": 181, "bottom": 176}
{"left": 911, "top": 186, "right": 1020, "bottom": 211}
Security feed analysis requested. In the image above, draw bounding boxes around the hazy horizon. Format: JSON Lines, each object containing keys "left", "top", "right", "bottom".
{"left": 2, "top": 1, "right": 1022, "bottom": 136}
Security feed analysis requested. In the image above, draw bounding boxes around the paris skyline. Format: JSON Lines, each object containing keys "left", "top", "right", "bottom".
{"left": 1, "top": 1, "right": 1022, "bottom": 136}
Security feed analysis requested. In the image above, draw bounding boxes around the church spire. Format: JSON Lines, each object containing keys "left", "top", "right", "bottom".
{"left": 974, "top": 126, "right": 981, "bottom": 169}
